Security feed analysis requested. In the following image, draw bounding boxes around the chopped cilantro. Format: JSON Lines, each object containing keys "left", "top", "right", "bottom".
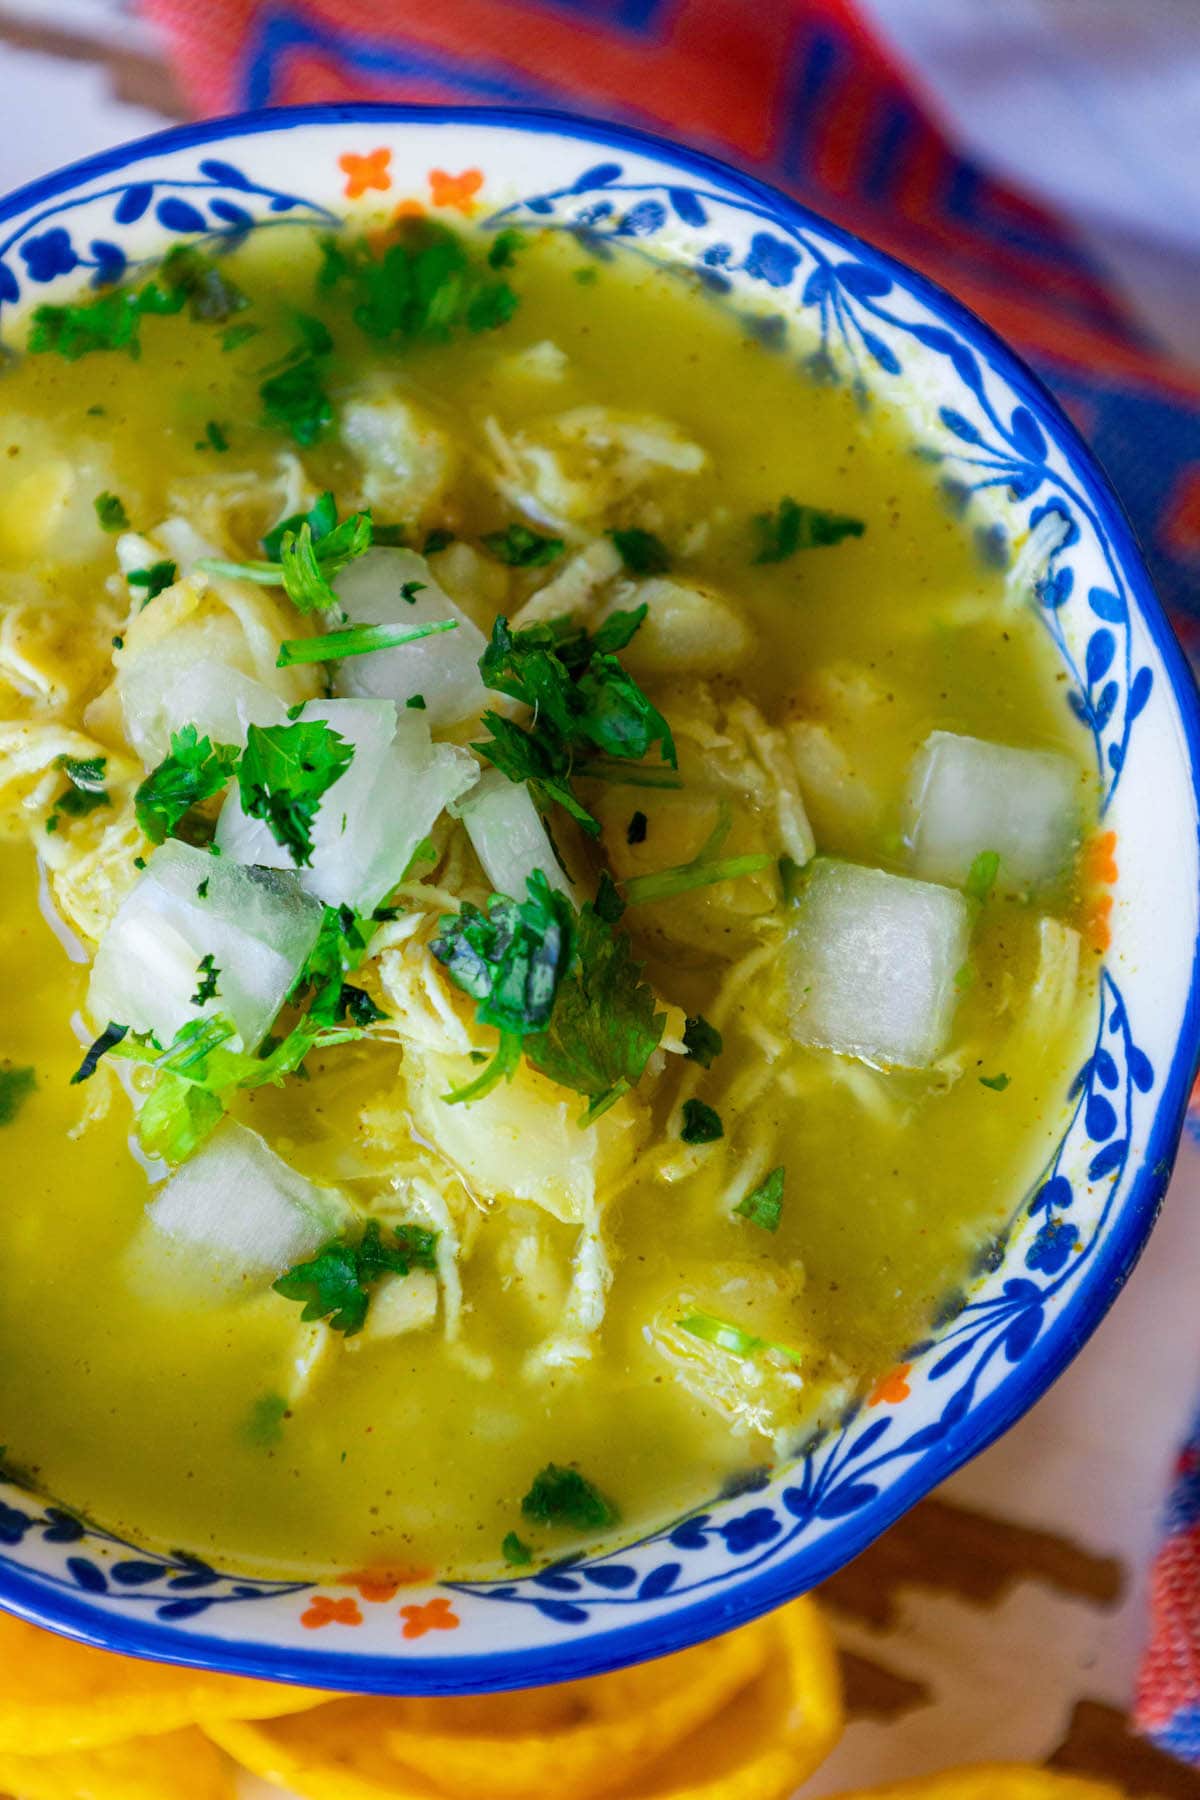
{"left": 751, "top": 497, "right": 865, "bottom": 563}
{"left": 482, "top": 523, "right": 565, "bottom": 568}
{"left": 273, "top": 1220, "right": 439, "bottom": 1337}
{"left": 197, "top": 876, "right": 210, "bottom": 899}
{"left": 259, "top": 320, "right": 333, "bottom": 446}
{"left": 127, "top": 559, "right": 177, "bottom": 604}
{"left": 201, "top": 419, "right": 229, "bottom": 453}
{"left": 610, "top": 527, "right": 670, "bottom": 574}
{"left": 979, "top": 1072, "right": 1011, "bottom": 1092}
{"left": 149, "top": 244, "right": 248, "bottom": 323}
{"left": 627, "top": 809, "right": 648, "bottom": 845}
{"left": 399, "top": 579, "right": 425, "bottom": 603}
{"left": 406, "top": 694, "right": 427, "bottom": 711}
{"left": 262, "top": 492, "right": 338, "bottom": 561}
{"left": 965, "top": 850, "right": 1000, "bottom": 903}
{"left": 94, "top": 491, "right": 129, "bottom": 532}
{"left": 221, "top": 321, "right": 260, "bottom": 352}
{"left": 135, "top": 725, "right": 240, "bottom": 845}
{"left": 201, "top": 492, "right": 373, "bottom": 613}
{"left": 341, "top": 985, "right": 387, "bottom": 1028}
{"left": 521, "top": 1464, "right": 618, "bottom": 1532}
{"left": 682, "top": 1014, "right": 723, "bottom": 1068}
{"left": 594, "top": 870, "right": 625, "bottom": 925}
{"left": 372, "top": 523, "right": 408, "bottom": 548}
{"left": 734, "top": 1166, "right": 785, "bottom": 1232}
{"left": 112, "top": 635, "right": 124, "bottom": 650}
{"left": 30, "top": 246, "right": 246, "bottom": 362}
{"left": 679, "top": 1309, "right": 801, "bottom": 1362}
{"left": 191, "top": 954, "right": 220, "bottom": 1006}
{"left": 0, "top": 1064, "right": 36, "bottom": 1126}
{"left": 46, "top": 755, "right": 110, "bottom": 833}
{"left": 277, "top": 616, "right": 457, "bottom": 669}
{"left": 244, "top": 1394, "right": 288, "bottom": 1448}
{"left": 423, "top": 528, "right": 455, "bottom": 555}
{"left": 681, "top": 1098, "right": 723, "bottom": 1144}
{"left": 501, "top": 1530, "right": 533, "bottom": 1566}
{"left": 289, "top": 904, "right": 375, "bottom": 1027}
{"left": 238, "top": 718, "right": 355, "bottom": 867}
{"left": 317, "top": 220, "right": 518, "bottom": 347}
{"left": 430, "top": 871, "right": 575, "bottom": 1104}
{"left": 137, "top": 1071, "right": 223, "bottom": 1163}
{"left": 70, "top": 1021, "right": 128, "bottom": 1085}
{"left": 487, "top": 229, "right": 526, "bottom": 270}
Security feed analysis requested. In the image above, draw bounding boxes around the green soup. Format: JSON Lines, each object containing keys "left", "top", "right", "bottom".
{"left": 0, "top": 221, "right": 1098, "bottom": 1577}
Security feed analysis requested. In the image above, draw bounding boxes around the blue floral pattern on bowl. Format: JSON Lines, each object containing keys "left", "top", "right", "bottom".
{"left": 0, "top": 106, "right": 1195, "bottom": 1696}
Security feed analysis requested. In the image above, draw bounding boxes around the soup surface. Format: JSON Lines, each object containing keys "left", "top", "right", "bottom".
{"left": 0, "top": 221, "right": 1098, "bottom": 1576}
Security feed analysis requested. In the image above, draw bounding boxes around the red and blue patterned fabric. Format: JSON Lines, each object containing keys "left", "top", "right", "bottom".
{"left": 142, "top": 0, "right": 1200, "bottom": 1759}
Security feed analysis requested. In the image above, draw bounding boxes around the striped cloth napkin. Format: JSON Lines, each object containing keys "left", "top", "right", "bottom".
{"left": 141, "top": 0, "right": 1200, "bottom": 1762}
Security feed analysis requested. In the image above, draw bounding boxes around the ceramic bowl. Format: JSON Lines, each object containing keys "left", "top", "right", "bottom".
{"left": 1, "top": 103, "right": 1197, "bottom": 1695}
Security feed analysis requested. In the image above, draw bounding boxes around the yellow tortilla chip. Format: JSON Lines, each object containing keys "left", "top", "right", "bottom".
{"left": 0, "top": 1726, "right": 234, "bottom": 1800}
{"left": 827, "top": 1769, "right": 1126, "bottom": 1800}
{"left": 0, "top": 1614, "right": 332, "bottom": 1754}
{"left": 207, "top": 1596, "right": 841, "bottom": 1800}
{"left": 381, "top": 1615, "right": 772, "bottom": 1799}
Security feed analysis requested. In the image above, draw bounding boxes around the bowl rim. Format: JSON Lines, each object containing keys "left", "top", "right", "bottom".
{"left": 2, "top": 98, "right": 1199, "bottom": 1694}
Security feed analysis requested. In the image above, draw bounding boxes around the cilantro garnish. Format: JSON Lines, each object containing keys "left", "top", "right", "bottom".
{"left": 501, "top": 1530, "right": 533, "bottom": 1566}
{"left": 277, "top": 616, "right": 458, "bottom": 670}
{"left": 682, "top": 1014, "right": 722, "bottom": 1068}
{"left": 341, "top": 985, "right": 387, "bottom": 1027}
{"left": 627, "top": 809, "right": 648, "bottom": 845}
{"left": 127, "top": 559, "right": 177, "bottom": 604}
{"left": 147, "top": 244, "right": 248, "bottom": 324}
{"left": 406, "top": 694, "right": 427, "bottom": 711}
{"left": 244, "top": 1394, "right": 289, "bottom": 1449}
{"left": 680, "top": 1098, "right": 723, "bottom": 1145}
{"left": 965, "top": 850, "right": 1000, "bottom": 903}
{"left": 751, "top": 497, "right": 865, "bottom": 563}
{"left": 610, "top": 527, "right": 671, "bottom": 574}
{"left": 201, "top": 420, "right": 229, "bottom": 453}
{"left": 430, "top": 871, "right": 575, "bottom": 1104}
{"left": 487, "top": 229, "right": 526, "bottom": 270}
{"left": 137, "top": 1072, "right": 223, "bottom": 1163}
{"left": 45, "top": 755, "right": 110, "bottom": 834}
{"left": 273, "top": 1220, "right": 439, "bottom": 1337}
{"left": 678, "top": 1308, "right": 801, "bottom": 1362}
{"left": 221, "top": 321, "right": 260, "bottom": 352}
{"left": 482, "top": 523, "right": 565, "bottom": 568}
{"left": 70, "top": 1021, "right": 129, "bottom": 1085}
{"left": 135, "top": 725, "right": 240, "bottom": 845}
{"left": 0, "top": 1064, "right": 36, "bottom": 1126}
{"left": 423, "top": 528, "right": 455, "bottom": 555}
{"left": 200, "top": 491, "right": 373, "bottom": 614}
{"left": 291, "top": 904, "right": 376, "bottom": 1025}
{"left": 191, "top": 954, "right": 220, "bottom": 1006}
{"left": 734, "top": 1166, "right": 785, "bottom": 1232}
{"left": 237, "top": 719, "right": 355, "bottom": 867}
{"left": 317, "top": 220, "right": 519, "bottom": 347}
{"left": 259, "top": 314, "right": 334, "bottom": 446}
{"left": 94, "top": 491, "right": 129, "bottom": 533}
{"left": 30, "top": 246, "right": 247, "bottom": 362}
{"left": 979, "top": 1072, "right": 1011, "bottom": 1092}
{"left": 521, "top": 1464, "right": 618, "bottom": 1532}
{"left": 473, "top": 609, "right": 675, "bottom": 836}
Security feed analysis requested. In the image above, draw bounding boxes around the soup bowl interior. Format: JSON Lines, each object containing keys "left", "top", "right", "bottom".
{"left": 0, "top": 104, "right": 1197, "bottom": 1694}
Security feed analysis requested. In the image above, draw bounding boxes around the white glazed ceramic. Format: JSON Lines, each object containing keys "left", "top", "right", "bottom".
{"left": 0, "top": 105, "right": 1197, "bottom": 1694}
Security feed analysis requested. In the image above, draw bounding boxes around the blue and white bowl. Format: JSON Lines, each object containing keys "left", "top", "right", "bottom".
{"left": 1, "top": 104, "right": 1197, "bottom": 1694}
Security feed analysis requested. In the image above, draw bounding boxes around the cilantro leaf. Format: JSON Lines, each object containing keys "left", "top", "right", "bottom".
{"left": 626, "top": 809, "right": 648, "bottom": 845}
{"left": 0, "top": 1064, "right": 36, "bottom": 1126}
{"left": 30, "top": 247, "right": 247, "bottom": 363}
{"left": 734, "top": 1166, "right": 785, "bottom": 1232}
{"left": 259, "top": 317, "right": 334, "bottom": 446}
{"left": 136, "top": 1071, "right": 224, "bottom": 1163}
{"left": 191, "top": 954, "right": 220, "bottom": 1006}
{"left": 341, "top": 985, "right": 387, "bottom": 1027}
{"left": 521, "top": 1464, "right": 618, "bottom": 1532}
{"left": 680, "top": 1098, "right": 723, "bottom": 1144}
{"left": 263, "top": 492, "right": 338, "bottom": 561}
{"left": 965, "top": 850, "right": 1000, "bottom": 903}
{"left": 135, "top": 725, "right": 240, "bottom": 845}
{"left": 237, "top": 719, "right": 354, "bottom": 867}
{"left": 145, "top": 244, "right": 248, "bottom": 324}
{"left": 751, "top": 497, "right": 865, "bottom": 563}
{"left": 487, "top": 229, "right": 526, "bottom": 269}
{"left": 525, "top": 894, "right": 664, "bottom": 1121}
{"left": 273, "top": 1220, "right": 439, "bottom": 1336}
{"left": 430, "top": 872, "right": 575, "bottom": 1102}
{"left": 202, "top": 420, "right": 229, "bottom": 453}
{"left": 682, "top": 1015, "right": 723, "bottom": 1068}
{"left": 94, "top": 491, "right": 129, "bottom": 532}
{"left": 318, "top": 220, "right": 519, "bottom": 347}
{"left": 290, "top": 904, "right": 375, "bottom": 1025}
{"left": 979, "top": 1072, "right": 1011, "bottom": 1092}
{"left": 127, "top": 559, "right": 177, "bottom": 603}
{"left": 501, "top": 1530, "right": 533, "bottom": 1566}
{"left": 45, "top": 754, "right": 110, "bottom": 834}
{"left": 610, "top": 527, "right": 670, "bottom": 574}
{"left": 482, "top": 523, "right": 564, "bottom": 568}
{"left": 201, "top": 493, "right": 373, "bottom": 614}
{"left": 70, "top": 1021, "right": 128, "bottom": 1085}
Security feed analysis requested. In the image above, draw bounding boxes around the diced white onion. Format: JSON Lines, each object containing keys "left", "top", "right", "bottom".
{"left": 146, "top": 1121, "right": 353, "bottom": 1284}
{"left": 333, "top": 548, "right": 488, "bottom": 727}
{"left": 87, "top": 839, "right": 324, "bottom": 1050}
{"left": 457, "top": 767, "right": 573, "bottom": 898}
{"left": 788, "top": 858, "right": 971, "bottom": 1069}
{"left": 907, "top": 730, "right": 1080, "bottom": 890}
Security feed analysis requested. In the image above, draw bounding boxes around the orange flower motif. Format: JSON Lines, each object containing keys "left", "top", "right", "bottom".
{"left": 392, "top": 198, "right": 425, "bottom": 221}
{"left": 300, "top": 1594, "right": 363, "bottom": 1631}
{"left": 428, "top": 168, "right": 484, "bottom": 213}
{"left": 339, "top": 1565, "right": 434, "bottom": 1604}
{"left": 1085, "top": 829, "right": 1119, "bottom": 887}
{"left": 399, "top": 1596, "right": 460, "bottom": 1640}
{"left": 868, "top": 1363, "right": 912, "bottom": 1407}
{"left": 1086, "top": 892, "right": 1114, "bottom": 954}
{"left": 340, "top": 147, "right": 392, "bottom": 201}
